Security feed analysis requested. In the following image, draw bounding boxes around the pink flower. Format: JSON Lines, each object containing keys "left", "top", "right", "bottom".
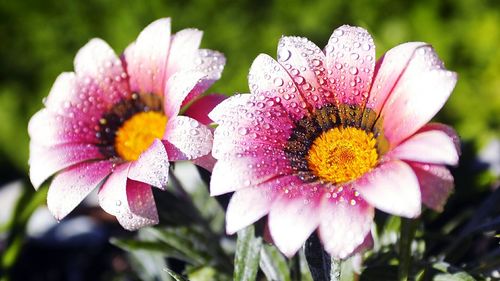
{"left": 209, "top": 25, "right": 459, "bottom": 258}
{"left": 28, "top": 18, "right": 226, "bottom": 230}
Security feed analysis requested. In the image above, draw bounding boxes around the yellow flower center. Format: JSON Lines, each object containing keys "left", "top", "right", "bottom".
{"left": 115, "top": 111, "right": 167, "bottom": 161}
{"left": 307, "top": 126, "right": 378, "bottom": 184}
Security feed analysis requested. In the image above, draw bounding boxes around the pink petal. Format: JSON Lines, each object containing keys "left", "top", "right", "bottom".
{"left": 277, "top": 36, "right": 332, "bottom": 109}
{"left": 225, "top": 177, "right": 294, "bottom": 234}
{"left": 249, "top": 54, "right": 310, "bottom": 121}
{"left": 417, "top": 123, "right": 461, "bottom": 155}
{"left": 184, "top": 94, "right": 227, "bottom": 125}
{"left": 181, "top": 49, "right": 226, "bottom": 107}
{"left": 379, "top": 45, "right": 457, "bottom": 147}
{"left": 41, "top": 72, "right": 109, "bottom": 131}
{"left": 209, "top": 140, "right": 293, "bottom": 196}
{"left": 165, "top": 28, "right": 203, "bottom": 76}
{"left": 47, "top": 161, "right": 113, "bottom": 220}
{"left": 355, "top": 160, "right": 421, "bottom": 218}
{"left": 128, "top": 139, "right": 169, "bottom": 190}
{"left": 163, "top": 70, "right": 207, "bottom": 119}
{"left": 73, "top": 38, "right": 130, "bottom": 105}
{"left": 123, "top": 18, "right": 171, "bottom": 95}
{"left": 210, "top": 148, "right": 293, "bottom": 196}
{"left": 29, "top": 142, "right": 103, "bottom": 189}
{"left": 366, "top": 42, "right": 426, "bottom": 113}
{"left": 209, "top": 94, "right": 294, "bottom": 160}
{"left": 390, "top": 129, "right": 459, "bottom": 166}
{"left": 409, "top": 162, "right": 454, "bottom": 212}
{"left": 163, "top": 116, "right": 213, "bottom": 160}
{"left": 98, "top": 163, "right": 159, "bottom": 230}
{"left": 319, "top": 187, "right": 374, "bottom": 259}
{"left": 28, "top": 109, "right": 98, "bottom": 146}
{"left": 192, "top": 154, "right": 217, "bottom": 172}
{"left": 268, "top": 187, "right": 323, "bottom": 257}
{"left": 325, "top": 25, "right": 375, "bottom": 107}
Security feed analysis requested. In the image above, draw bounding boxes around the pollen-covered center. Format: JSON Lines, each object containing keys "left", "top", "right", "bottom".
{"left": 306, "top": 126, "right": 378, "bottom": 184}
{"left": 115, "top": 111, "right": 167, "bottom": 161}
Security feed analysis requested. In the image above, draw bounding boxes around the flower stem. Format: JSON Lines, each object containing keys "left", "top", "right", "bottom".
{"left": 398, "top": 217, "right": 418, "bottom": 281}
{"left": 305, "top": 233, "right": 342, "bottom": 281}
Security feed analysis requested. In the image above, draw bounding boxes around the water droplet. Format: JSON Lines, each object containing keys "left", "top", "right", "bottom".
{"left": 349, "top": 67, "right": 358, "bottom": 75}
{"left": 238, "top": 127, "right": 248, "bottom": 135}
{"left": 311, "top": 59, "right": 321, "bottom": 67}
{"left": 273, "top": 77, "right": 284, "bottom": 87}
{"left": 278, "top": 49, "right": 292, "bottom": 62}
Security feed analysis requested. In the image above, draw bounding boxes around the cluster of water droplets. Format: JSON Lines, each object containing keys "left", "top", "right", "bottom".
{"left": 324, "top": 26, "right": 375, "bottom": 107}
{"left": 167, "top": 116, "right": 212, "bottom": 159}
{"left": 276, "top": 36, "right": 335, "bottom": 109}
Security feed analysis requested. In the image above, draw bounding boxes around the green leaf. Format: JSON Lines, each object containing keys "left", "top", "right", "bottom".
{"left": 259, "top": 244, "right": 291, "bottom": 281}
{"left": 234, "top": 225, "right": 262, "bottom": 281}
{"left": 431, "top": 262, "right": 476, "bottom": 281}
{"left": 165, "top": 268, "right": 190, "bottom": 281}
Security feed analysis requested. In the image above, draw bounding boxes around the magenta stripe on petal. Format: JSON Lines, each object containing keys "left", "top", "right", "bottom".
{"left": 325, "top": 25, "right": 375, "bottom": 107}
{"left": 277, "top": 36, "right": 332, "bottom": 109}
{"left": 390, "top": 129, "right": 459, "bottom": 166}
{"left": 355, "top": 160, "right": 421, "bottom": 218}
{"left": 249, "top": 54, "right": 310, "bottom": 121}
{"left": 319, "top": 187, "right": 374, "bottom": 259}
{"left": 128, "top": 139, "right": 169, "bottom": 190}
{"left": 379, "top": 45, "right": 457, "bottom": 147}
{"left": 47, "top": 160, "right": 113, "bottom": 220}
{"left": 268, "top": 186, "right": 324, "bottom": 257}
{"left": 123, "top": 18, "right": 171, "bottom": 96}
{"left": 29, "top": 142, "right": 103, "bottom": 189}
{"left": 410, "top": 162, "right": 454, "bottom": 212}
{"left": 184, "top": 94, "right": 227, "bottom": 125}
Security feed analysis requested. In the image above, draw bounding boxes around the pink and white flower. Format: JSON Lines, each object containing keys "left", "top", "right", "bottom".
{"left": 28, "top": 18, "right": 225, "bottom": 230}
{"left": 209, "top": 25, "right": 459, "bottom": 258}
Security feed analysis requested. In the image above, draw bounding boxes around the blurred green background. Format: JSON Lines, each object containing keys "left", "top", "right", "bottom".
{"left": 0, "top": 0, "right": 499, "bottom": 180}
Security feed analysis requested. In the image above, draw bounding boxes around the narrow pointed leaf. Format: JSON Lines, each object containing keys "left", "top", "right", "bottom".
{"left": 260, "top": 244, "right": 291, "bottom": 281}
{"left": 234, "top": 225, "right": 262, "bottom": 281}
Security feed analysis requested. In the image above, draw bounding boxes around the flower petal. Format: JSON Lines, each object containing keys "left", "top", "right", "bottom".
{"left": 355, "top": 160, "right": 421, "bottom": 218}
{"left": 166, "top": 28, "right": 203, "bottom": 76}
{"left": 184, "top": 94, "right": 227, "bottom": 125}
{"left": 268, "top": 187, "right": 323, "bottom": 257}
{"left": 163, "top": 70, "right": 207, "bottom": 119}
{"left": 163, "top": 116, "right": 213, "bottom": 160}
{"left": 366, "top": 42, "right": 427, "bottom": 114}
{"left": 73, "top": 38, "right": 130, "bottom": 105}
{"left": 390, "top": 129, "right": 459, "bottom": 166}
{"left": 277, "top": 36, "right": 332, "bottom": 109}
{"left": 29, "top": 142, "right": 103, "bottom": 189}
{"left": 192, "top": 153, "right": 217, "bottom": 172}
{"left": 124, "top": 18, "right": 171, "bottom": 95}
{"left": 319, "top": 187, "right": 374, "bottom": 259}
{"left": 47, "top": 161, "right": 113, "bottom": 220}
{"left": 417, "top": 123, "right": 461, "bottom": 154}
{"left": 226, "top": 177, "right": 299, "bottom": 234}
{"left": 209, "top": 94, "right": 294, "bottom": 160}
{"left": 210, "top": 148, "right": 292, "bottom": 196}
{"left": 181, "top": 49, "right": 226, "bottom": 106}
{"left": 325, "top": 25, "right": 375, "bottom": 108}
{"left": 128, "top": 139, "right": 169, "bottom": 190}
{"left": 378, "top": 45, "right": 457, "bottom": 147}
{"left": 249, "top": 54, "right": 309, "bottom": 121}
{"left": 409, "top": 162, "right": 454, "bottom": 212}
{"left": 28, "top": 109, "right": 98, "bottom": 146}
{"left": 98, "top": 163, "right": 159, "bottom": 230}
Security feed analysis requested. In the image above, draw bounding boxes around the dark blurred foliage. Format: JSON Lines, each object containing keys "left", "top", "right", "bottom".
{"left": 0, "top": 0, "right": 499, "bottom": 280}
